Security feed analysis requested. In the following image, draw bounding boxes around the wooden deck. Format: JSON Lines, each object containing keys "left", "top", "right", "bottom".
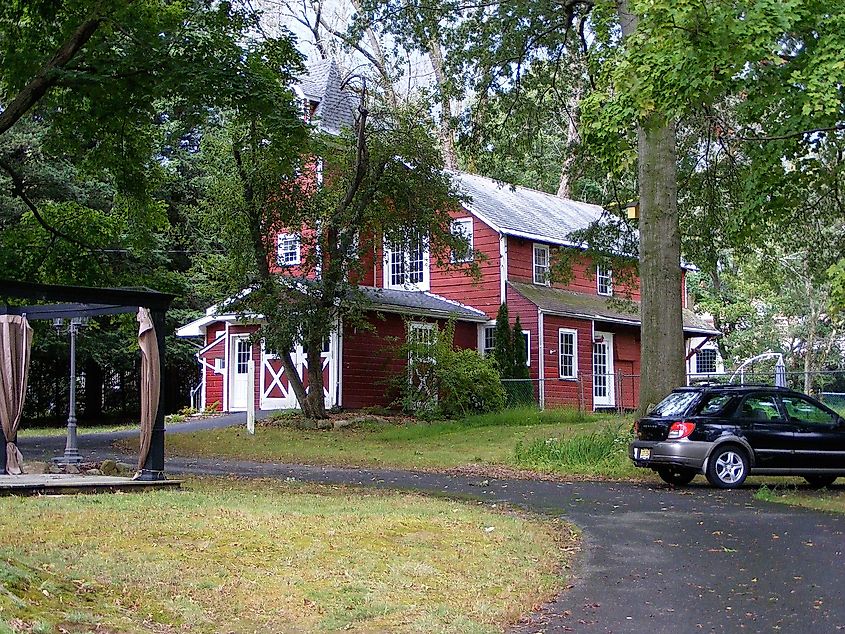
{"left": 0, "top": 474, "right": 182, "bottom": 496}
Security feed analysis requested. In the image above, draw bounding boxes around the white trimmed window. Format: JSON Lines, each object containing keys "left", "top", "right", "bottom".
{"left": 597, "top": 266, "right": 613, "bottom": 296}
{"left": 451, "top": 218, "right": 474, "bottom": 263}
{"left": 520, "top": 330, "right": 530, "bottom": 366}
{"left": 533, "top": 244, "right": 550, "bottom": 285}
{"left": 277, "top": 233, "right": 301, "bottom": 266}
{"left": 696, "top": 348, "right": 718, "bottom": 374}
{"left": 482, "top": 325, "right": 496, "bottom": 357}
{"left": 384, "top": 235, "right": 429, "bottom": 290}
{"left": 558, "top": 328, "right": 578, "bottom": 379}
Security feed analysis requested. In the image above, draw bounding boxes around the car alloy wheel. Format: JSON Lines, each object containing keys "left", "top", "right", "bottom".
{"left": 706, "top": 446, "right": 748, "bottom": 489}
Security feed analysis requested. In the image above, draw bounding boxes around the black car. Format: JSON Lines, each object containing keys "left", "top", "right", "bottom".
{"left": 629, "top": 385, "right": 845, "bottom": 488}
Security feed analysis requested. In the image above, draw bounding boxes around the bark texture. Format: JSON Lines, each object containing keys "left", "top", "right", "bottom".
{"left": 617, "top": 0, "right": 686, "bottom": 412}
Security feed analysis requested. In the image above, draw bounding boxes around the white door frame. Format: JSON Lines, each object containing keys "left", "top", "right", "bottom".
{"left": 593, "top": 331, "right": 615, "bottom": 408}
{"left": 229, "top": 334, "right": 252, "bottom": 411}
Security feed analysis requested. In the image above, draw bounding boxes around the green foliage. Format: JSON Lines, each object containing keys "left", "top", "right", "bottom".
{"left": 511, "top": 316, "right": 529, "bottom": 380}
{"left": 397, "top": 320, "right": 505, "bottom": 418}
{"left": 514, "top": 424, "right": 633, "bottom": 474}
{"left": 493, "top": 303, "right": 514, "bottom": 378}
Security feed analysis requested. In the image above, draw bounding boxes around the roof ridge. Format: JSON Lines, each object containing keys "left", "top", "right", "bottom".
{"left": 453, "top": 170, "right": 602, "bottom": 209}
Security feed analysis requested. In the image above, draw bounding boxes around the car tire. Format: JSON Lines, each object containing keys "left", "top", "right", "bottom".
{"left": 656, "top": 466, "right": 696, "bottom": 486}
{"left": 804, "top": 475, "right": 837, "bottom": 489}
{"left": 705, "top": 445, "right": 749, "bottom": 489}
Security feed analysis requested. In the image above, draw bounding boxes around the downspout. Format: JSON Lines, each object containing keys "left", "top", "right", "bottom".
{"left": 538, "top": 307, "right": 545, "bottom": 410}
{"left": 336, "top": 316, "right": 343, "bottom": 408}
{"left": 499, "top": 234, "right": 508, "bottom": 305}
{"left": 223, "top": 322, "right": 231, "bottom": 412}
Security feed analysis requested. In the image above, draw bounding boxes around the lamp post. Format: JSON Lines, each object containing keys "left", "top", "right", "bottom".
{"left": 53, "top": 316, "right": 88, "bottom": 465}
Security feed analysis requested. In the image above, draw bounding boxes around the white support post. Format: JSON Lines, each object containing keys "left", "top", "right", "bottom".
{"left": 246, "top": 358, "right": 255, "bottom": 434}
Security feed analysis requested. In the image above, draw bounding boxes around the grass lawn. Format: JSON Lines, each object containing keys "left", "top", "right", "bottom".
{"left": 755, "top": 483, "right": 845, "bottom": 514}
{"left": 147, "top": 407, "right": 644, "bottom": 479}
{"left": 0, "top": 478, "right": 574, "bottom": 634}
{"left": 17, "top": 424, "right": 138, "bottom": 438}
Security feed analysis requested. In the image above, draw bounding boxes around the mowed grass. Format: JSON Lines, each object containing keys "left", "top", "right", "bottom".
{"left": 0, "top": 478, "right": 573, "bottom": 634}
{"left": 755, "top": 483, "right": 845, "bottom": 514}
{"left": 18, "top": 423, "right": 137, "bottom": 438}
{"left": 155, "top": 407, "right": 641, "bottom": 477}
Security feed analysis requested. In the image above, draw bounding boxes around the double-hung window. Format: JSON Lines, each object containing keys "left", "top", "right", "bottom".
{"left": 384, "top": 234, "right": 429, "bottom": 290}
{"left": 481, "top": 325, "right": 496, "bottom": 357}
{"left": 450, "top": 218, "right": 474, "bottom": 263}
{"left": 597, "top": 266, "right": 613, "bottom": 296}
{"left": 558, "top": 328, "right": 578, "bottom": 379}
{"left": 533, "top": 244, "right": 550, "bottom": 285}
{"left": 277, "top": 233, "right": 301, "bottom": 266}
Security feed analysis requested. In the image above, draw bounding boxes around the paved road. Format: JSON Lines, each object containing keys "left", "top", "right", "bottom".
{"left": 19, "top": 421, "right": 845, "bottom": 633}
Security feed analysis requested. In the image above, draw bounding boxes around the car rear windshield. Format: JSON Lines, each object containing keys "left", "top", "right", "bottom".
{"left": 648, "top": 391, "right": 699, "bottom": 417}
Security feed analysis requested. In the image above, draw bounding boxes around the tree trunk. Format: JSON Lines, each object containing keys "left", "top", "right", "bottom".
{"left": 304, "top": 339, "right": 328, "bottom": 419}
{"left": 427, "top": 38, "right": 458, "bottom": 170}
{"left": 617, "top": 0, "right": 686, "bottom": 412}
{"left": 556, "top": 85, "right": 582, "bottom": 199}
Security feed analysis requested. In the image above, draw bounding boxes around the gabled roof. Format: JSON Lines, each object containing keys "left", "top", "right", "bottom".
{"left": 296, "top": 59, "right": 357, "bottom": 135}
{"left": 176, "top": 287, "right": 487, "bottom": 337}
{"left": 509, "top": 281, "right": 721, "bottom": 336}
{"left": 453, "top": 172, "right": 605, "bottom": 247}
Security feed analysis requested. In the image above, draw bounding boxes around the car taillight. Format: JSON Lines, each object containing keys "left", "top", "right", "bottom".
{"left": 667, "top": 421, "right": 696, "bottom": 439}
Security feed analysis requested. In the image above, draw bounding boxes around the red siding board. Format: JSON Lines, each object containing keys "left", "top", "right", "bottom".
{"left": 341, "top": 312, "right": 479, "bottom": 409}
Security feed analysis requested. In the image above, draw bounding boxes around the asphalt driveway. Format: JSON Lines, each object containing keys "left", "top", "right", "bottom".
{"left": 18, "top": 419, "right": 845, "bottom": 633}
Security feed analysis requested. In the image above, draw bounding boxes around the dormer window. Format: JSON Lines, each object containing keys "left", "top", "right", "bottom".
{"left": 597, "top": 266, "right": 613, "bottom": 296}
{"left": 277, "top": 233, "right": 301, "bottom": 266}
{"left": 384, "top": 235, "right": 430, "bottom": 290}
{"left": 533, "top": 244, "right": 550, "bottom": 285}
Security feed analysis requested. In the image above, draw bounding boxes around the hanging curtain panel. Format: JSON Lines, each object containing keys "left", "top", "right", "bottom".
{"left": 0, "top": 315, "right": 33, "bottom": 475}
{"left": 136, "top": 308, "right": 160, "bottom": 472}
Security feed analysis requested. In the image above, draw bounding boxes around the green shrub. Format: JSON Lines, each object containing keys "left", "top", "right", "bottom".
{"left": 435, "top": 348, "right": 506, "bottom": 417}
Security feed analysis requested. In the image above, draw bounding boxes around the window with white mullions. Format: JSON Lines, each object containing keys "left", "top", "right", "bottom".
{"left": 277, "top": 233, "right": 301, "bottom": 266}
{"left": 696, "top": 348, "right": 718, "bottom": 374}
{"left": 597, "top": 265, "right": 613, "bottom": 296}
{"left": 450, "top": 218, "right": 474, "bottom": 263}
{"left": 482, "top": 325, "right": 496, "bottom": 357}
{"left": 236, "top": 339, "right": 251, "bottom": 374}
{"left": 384, "top": 234, "right": 429, "bottom": 290}
{"left": 533, "top": 244, "right": 550, "bottom": 285}
{"left": 558, "top": 328, "right": 577, "bottom": 379}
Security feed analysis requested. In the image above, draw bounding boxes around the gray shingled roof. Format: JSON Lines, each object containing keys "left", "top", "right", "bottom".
{"left": 509, "top": 281, "right": 721, "bottom": 335}
{"left": 297, "top": 59, "right": 358, "bottom": 135}
{"left": 453, "top": 172, "right": 605, "bottom": 246}
{"left": 359, "top": 286, "right": 488, "bottom": 322}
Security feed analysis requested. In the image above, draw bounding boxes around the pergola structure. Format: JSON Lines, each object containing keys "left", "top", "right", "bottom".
{"left": 0, "top": 280, "right": 174, "bottom": 480}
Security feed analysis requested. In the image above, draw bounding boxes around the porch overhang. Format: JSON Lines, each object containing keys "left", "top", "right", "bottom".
{"left": 509, "top": 281, "right": 721, "bottom": 337}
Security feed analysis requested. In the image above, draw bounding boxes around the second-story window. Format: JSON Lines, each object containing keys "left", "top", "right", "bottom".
{"left": 384, "top": 235, "right": 429, "bottom": 290}
{"left": 533, "top": 244, "right": 550, "bottom": 285}
{"left": 277, "top": 233, "right": 301, "bottom": 266}
{"left": 597, "top": 266, "right": 613, "bottom": 296}
{"left": 450, "top": 218, "right": 474, "bottom": 263}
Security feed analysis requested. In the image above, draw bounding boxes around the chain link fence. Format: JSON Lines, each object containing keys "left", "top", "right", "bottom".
{"left": 502, "top": 369, "right": 845, "bottom": 413}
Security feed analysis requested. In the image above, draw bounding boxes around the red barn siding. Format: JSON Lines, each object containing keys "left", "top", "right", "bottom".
{"left": 506, "top": 237, "right": 641, "bottom": 300}
{"left": 541, "top": 314, "right": 594, "bottom": 410}
{"left": 199, "top": 324, "right": 226, "bottom": 411}
{"left": 341, "top": 312, "right": 480, "bottom": 409}
{"left": 506, "top": 284, "right": 540, "bottom": 376}
{"left": 610, "top": 325, "right": 641, "bottom": 410}
{"left": 430, "top": 213, "right": 502, "bottom": 319}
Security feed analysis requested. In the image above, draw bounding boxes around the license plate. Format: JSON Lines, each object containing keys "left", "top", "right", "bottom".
{"left": 637, "top": 448, "right": 651, "bottom": 460}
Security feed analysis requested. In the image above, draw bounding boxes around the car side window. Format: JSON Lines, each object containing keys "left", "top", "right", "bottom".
{"left": 780, "top": 396, "right": 837, "bottom": 426}
{"left": 737, "top": 395, "right": 781, "bottom": 422}
{"left": 695, "top": 394, "right": 735, "bottom": 416}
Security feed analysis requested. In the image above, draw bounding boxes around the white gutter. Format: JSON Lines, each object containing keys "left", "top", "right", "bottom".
{"left": 499, "top": 234, "right": 508, "bottom": 305}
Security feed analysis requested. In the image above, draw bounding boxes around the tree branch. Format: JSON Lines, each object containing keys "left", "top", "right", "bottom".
{"left": 0, "top": 16, "right": 107, "bottom": 136}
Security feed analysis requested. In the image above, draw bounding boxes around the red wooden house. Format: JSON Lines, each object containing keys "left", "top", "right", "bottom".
{"left": 177, "top": 61, "right": 719, "bottom": 413}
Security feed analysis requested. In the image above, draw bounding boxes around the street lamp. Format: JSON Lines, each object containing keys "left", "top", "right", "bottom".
{"left": 53, "top": 316, "right": 88, "bottom": 465}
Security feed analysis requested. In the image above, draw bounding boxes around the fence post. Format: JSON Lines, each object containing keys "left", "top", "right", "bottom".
{"left": 246, "top": 359, "right": 255, "bottom": 435}
{"left": 616, "top": 369, "right": 624, "bottom": 414}
{"left": 577, "top": 371, "right": 585, "bottom": 412}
